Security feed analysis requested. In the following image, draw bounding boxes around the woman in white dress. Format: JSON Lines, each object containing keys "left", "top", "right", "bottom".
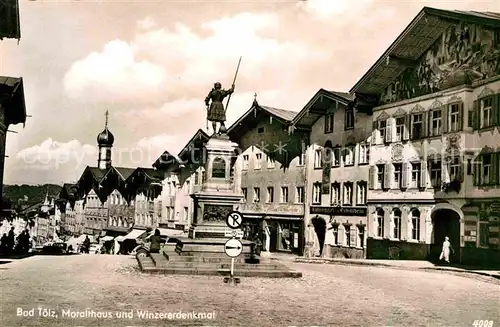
{"left": 439, "top": 236, "right": 454, "bottom": 263}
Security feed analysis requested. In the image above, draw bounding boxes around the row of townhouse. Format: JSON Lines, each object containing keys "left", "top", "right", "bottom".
{"left": 58, "top": 7, "right": 499, "bottom": 265}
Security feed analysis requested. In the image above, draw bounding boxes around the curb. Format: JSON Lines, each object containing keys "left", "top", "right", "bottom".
{"left": 294, "top": 258, "right": 500, "bottom": 280}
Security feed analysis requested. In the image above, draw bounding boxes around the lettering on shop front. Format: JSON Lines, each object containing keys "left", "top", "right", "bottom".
{"left": 310, "top": 206, "right": 367, "bottom": 216}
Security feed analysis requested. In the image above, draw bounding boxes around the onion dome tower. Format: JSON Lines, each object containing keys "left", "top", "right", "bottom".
{"left": 97, "top": 110, "right": 114, "bottom": 169}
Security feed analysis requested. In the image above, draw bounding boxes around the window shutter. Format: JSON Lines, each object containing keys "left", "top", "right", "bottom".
{"left": 491, "top": 153, "right": 499, "bottom": 185}
{"left": 385, "top": 119, "right": 392, "bottom": 143}
{"left": 401, "top": 162, "right": 409, "bottom": 188}
{"left": 403, "top": 115, "right": 410, "bottom": 140}
{"left": 458, "top": 102, "right": 464, "bottom": 131}
{"left": 442, "top": 105, "right": 448, "bottom": 134}
{"left": 472, "top": 100, "right": 479, "bottom": 130}
{"left": 383, "top": 163, "right": 391, "bottom": 189}
{"left": 457, "top": 158, "right": 464, "bottom": 182}
{"left": 372, "top": 121, "right": 378, "bottom": 145}
{"left": 492, "top": 95, "right": 499, "bottom": 127}
{"left": 419, "top": 160, "right": 427, "bottom": 188}
{"left": 422, "top": 112, "right": 428, "bottom": 138}
{"left": 427, "top": 110, "right": 433, "bottom": 136}
{"left": 473, "top": 155, "right": 481, "bottom": 186}
{"left": 368, "top": 166, "right": 375, "bottom": 190}
{"left": 442, "top": 159, "right": 450, "bottom": 183}
{"left": 497, "top": 94, "right": 500, "bottom": 126}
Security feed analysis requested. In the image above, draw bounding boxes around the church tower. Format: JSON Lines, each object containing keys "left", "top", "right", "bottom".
{"left": 97, "top": 110, "right": 114, "bottom": 169}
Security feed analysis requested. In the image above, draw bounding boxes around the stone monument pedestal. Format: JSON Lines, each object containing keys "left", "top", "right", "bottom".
{"left": 178, "top": 134, "right": 245, "bottom": 253}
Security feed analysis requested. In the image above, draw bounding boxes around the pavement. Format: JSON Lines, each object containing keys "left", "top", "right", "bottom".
{"left": 1, "top": 254, "right": 498, "bottom": 326}
{"left": 293, "top": 256, "right": 500, "bottom": 279}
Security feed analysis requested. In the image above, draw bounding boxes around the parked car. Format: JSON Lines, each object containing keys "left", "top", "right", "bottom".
{"left": 41, "top": 242, "right": 67, "bottom": 255}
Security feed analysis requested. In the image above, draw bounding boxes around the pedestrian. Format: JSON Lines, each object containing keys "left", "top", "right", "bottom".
{"left": 0, "top": 233, "right": 8, "bottom": 253}
{"left": 149, "top": 229, "right": 162, "bottom": 254}
{"left": 7, "top": 227, "right": 15, "bottom": 253}
{"left": 439, "top": 236, "right": 454, "bottom": 263}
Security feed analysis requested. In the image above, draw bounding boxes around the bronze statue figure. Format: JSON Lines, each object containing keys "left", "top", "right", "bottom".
{"left": 205, "top": 82, "right": 234, "bottom": 135}
{"left": 204, "top": 57, "right": 242, "bottom": 135}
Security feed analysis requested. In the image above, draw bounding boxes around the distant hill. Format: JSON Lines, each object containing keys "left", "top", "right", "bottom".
{"left": 3, "top": 184, "right": 62, "bottom": 208}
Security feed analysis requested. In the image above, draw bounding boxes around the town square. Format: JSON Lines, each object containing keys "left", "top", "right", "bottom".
{"left": 1, "top": 0, "right": 500, "bottom": 326}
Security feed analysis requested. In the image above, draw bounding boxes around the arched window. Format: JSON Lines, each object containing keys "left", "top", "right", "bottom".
{"left": 411, "top": 209, "right": 420, "bottom": 240}
{"left": 393, "top": 208, "right": 402, "bottom": 239}
{"left": 376, "top": 208, "right": 384, "bottom": 237}
{"left": 212, "top": 157, "right": 226, "bottom": 178}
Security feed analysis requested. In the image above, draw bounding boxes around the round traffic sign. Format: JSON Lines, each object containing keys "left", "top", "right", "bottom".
{"left": 224, "top": 238, "right": 243, "bottom": 258}
{"left": 226, "top": 211, "right": 243, "bottom": 229}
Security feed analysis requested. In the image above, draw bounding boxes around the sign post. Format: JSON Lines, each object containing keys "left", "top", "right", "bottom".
{"left": 224, "top": 211, "right": 244, "bottom": 284}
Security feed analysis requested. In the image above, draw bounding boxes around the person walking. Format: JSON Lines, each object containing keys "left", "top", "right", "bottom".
{"left": 439, "top": 236, "right": 454, "bottom": 263}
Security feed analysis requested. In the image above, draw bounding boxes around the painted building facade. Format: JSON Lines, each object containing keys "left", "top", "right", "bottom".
{"left": 291, "top": 90, "right": 374, "bottom": 258}
{"left": 350, "top": 7, "right": 500, "bottom": 264}
{"left": 228, "top": 101, "right": 306, "bottom": 255}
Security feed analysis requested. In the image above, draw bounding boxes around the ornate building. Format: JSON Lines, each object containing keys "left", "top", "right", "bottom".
{"left": 228, "top": 99, "right": 306, "bottom": 255}
{"left": 291, "top": 89, "right": 374, "bottom": 258}
{"left": 350, "top": 7, "right": 500, "bottom": 264}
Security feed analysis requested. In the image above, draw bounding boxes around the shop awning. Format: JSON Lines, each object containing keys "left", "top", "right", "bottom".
{"left": 123, "top": 229, "right": 147, "bottom": 240}
{"left": 101, "top": 236, "right": 114, "bottom": 242}
{"left": 158, "top": 228, "right": 185, "bottom": 237}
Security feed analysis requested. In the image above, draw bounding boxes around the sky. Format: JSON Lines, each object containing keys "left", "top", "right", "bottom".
{"left": 1, "top": 0, "right": 499, "bottom": 185}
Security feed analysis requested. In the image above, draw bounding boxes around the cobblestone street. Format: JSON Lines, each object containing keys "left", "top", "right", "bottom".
{"left": 0, "top": 255, "right": 498, "bottom": 327}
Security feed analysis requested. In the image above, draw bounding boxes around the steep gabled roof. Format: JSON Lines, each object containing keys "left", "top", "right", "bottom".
{"left": 227, "top": 100, "right": 298, "bottom": 139}
{"left": 290, "top": 89, "right": 353, "bottom": 130}
{"left": 350, "top": 7, "right": 500, "bottom": 95}
{"left": 177, "top": 129, "right": 210, "bottom": 160}
{"left": 113, "top": 167, "right": 136, "bottom": 181}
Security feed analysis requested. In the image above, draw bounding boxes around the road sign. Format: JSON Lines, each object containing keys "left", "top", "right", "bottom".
{"left": 224, "top": 230, "right": 244, "bottom": 238}
{"left": 226, "top": 211, "right": 243, "bottom": 229}
{"left": 224, "top": 238, "right": 243, "bottom": 258}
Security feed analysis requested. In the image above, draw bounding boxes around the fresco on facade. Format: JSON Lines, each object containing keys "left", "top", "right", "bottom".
{"left": 381, "top": 22, "right": 500, "bottom": 104}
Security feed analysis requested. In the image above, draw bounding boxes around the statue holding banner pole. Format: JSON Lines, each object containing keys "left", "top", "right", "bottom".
{"left": 204, "top": 57, "right": 242, "bottom": 135}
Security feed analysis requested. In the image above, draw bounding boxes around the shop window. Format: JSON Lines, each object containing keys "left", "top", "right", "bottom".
{"left": 479, "top": 222, "right": 489, "bottom": 247}
{"left": 411, "top": 209, "right": 420, "bottom": 240}
{"left": 376, "top": 208, "right": 384, "bottom": 238}
{"left": 332, "top": 224, "right": 339, "bottom": 245}
{"left": 345, "top": 225, "right": 351, "bottom": 246}
{"left": 358, "top": 226, "right": 365, "bottom": 248}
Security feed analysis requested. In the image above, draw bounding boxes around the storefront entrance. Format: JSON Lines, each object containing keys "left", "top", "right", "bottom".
{"left": 243, "top": 218, "right": 303, "bottom": 255}
{"left": 311, "top": 217, "right": 326, "bottom": 256}
{"left": 431, "top": 208, "right": 461, "bottom": 262}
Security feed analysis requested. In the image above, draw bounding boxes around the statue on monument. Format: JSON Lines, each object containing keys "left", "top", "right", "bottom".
{"left": 204, "top": 57, "right": 242, "bottom": 136}
{"left": 205, "top": 82, "right": 235, "bottom": 135}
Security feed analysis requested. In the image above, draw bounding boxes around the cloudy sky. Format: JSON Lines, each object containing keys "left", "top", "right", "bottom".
{"left": 1, "top": 0, "right": 499, "bottom": 185}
